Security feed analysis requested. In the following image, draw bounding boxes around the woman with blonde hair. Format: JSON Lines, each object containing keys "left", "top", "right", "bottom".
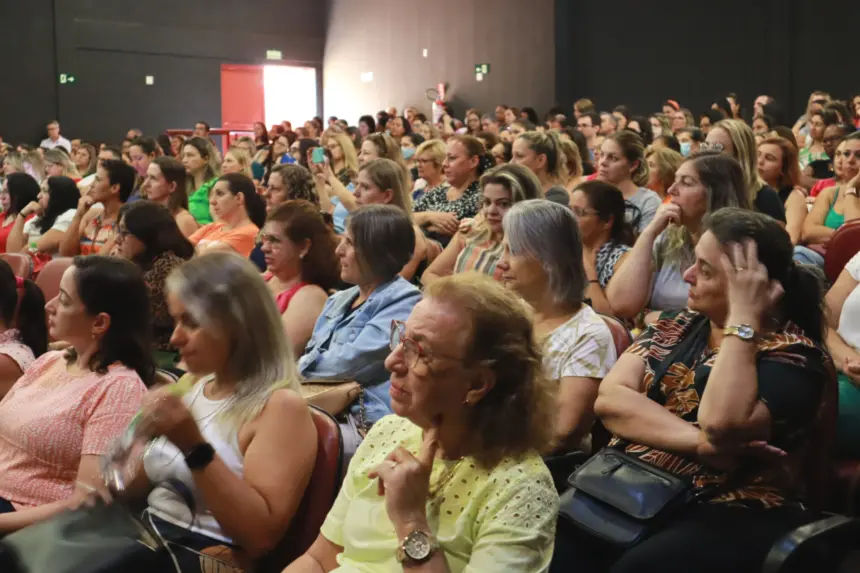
{"left": 422, "top": 163, "right": 543, "bottom": 285}
{"left": 73, "top": 143, "right": 98, "bottom": 178}
{"left": 560, "top": 137, "right": 583, "bottom": 192}
{"left": 646, "top": 146, "right": 685, "bottom": 201}
{"left": 511, "top": 131, "right": 568, "bottom": 196}
{"left": 44, "top": 148, "right": 81, "bottom": 181}
{"left": 106, "top": 252, "right": 317, "bottom": 571}
{"left": 323, "top": 129, "right": 359, "bottom": 187}
{"left": 412, "top": 139, "right": 447, "bottom": 202}
{"left": 221, "top": 146, "right": 253, "bottom": 178}
{"left": 705, "top": 119, "right": 785, "bottom": 222}
{"left": 597, "top": 130, "right": 661, "bottom": 232}
{"left": 287, "top": 272, "right": 558, "bottom": 573}
{"left": 351, "top": 158, "right": 436, "bottom": 281}
{"left": 607, "top": 152, "right": 750, "bottom": 322}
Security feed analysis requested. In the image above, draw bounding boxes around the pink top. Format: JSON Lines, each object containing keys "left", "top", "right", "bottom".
{"left": 0, "top": 351, "right": 147, "bottom": 508}
{"left": 263, "top": 273, "right": 309, "bottom": 314}
{"left": 0, "top": 329, "right": 34, "bottom": 373}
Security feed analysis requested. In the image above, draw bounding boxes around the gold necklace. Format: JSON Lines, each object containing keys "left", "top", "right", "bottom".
{"left": 428, "top": 457, "right": 467, "bottom": 501}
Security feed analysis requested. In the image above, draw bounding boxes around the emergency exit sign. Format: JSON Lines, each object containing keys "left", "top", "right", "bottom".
{"left": 474, "top": 63, "right": 490, "bottom": 75}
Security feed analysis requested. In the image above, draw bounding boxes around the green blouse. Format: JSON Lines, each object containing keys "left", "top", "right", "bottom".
{"left": 188, "top": 177, "right": 218, "bottom": 225}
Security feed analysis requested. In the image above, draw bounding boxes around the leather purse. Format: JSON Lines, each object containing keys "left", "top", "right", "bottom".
{"left": 558, "top": 448, "right": 694, "bottom": 547}
{"left": 0, "top": 500, "right": 168, "bottom": 573}
{"left": 300, "top": 379, "right": 362, "bottom": 417}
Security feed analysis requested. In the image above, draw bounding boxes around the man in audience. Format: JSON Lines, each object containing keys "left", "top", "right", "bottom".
{"left": 193, "top": 120, "right": 210, "bottom": 138}
{"left": 495, "top": 104, "right": 509, "bottom": 125}
{"left": 574, "top": 98, "right": 595, "bottom": 119}
{"left": 577, "top": 111, "right": 600, "bottom": 159}
{"left": 39, "top": 120, "right": 71, "bottom": 153}
{"left": 600, "top": 111, "right": 618, "bottom": 136}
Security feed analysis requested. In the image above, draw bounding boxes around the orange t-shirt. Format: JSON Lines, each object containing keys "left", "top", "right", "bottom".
{"left": 0, "top": 352, "right": 146, "bottom": 508}
{"left": 189, "top": 222, "right": 259, "bottom": 258}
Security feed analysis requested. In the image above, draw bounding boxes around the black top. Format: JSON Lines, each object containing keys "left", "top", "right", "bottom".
{"left": 807, "top": 159, "right": 834, "bottom": 180}
{"left": 754, "top": 185, "right": 786, "bottom": 223}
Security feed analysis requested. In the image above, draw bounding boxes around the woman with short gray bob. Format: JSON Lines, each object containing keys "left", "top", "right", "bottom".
{"left": 299, "top": 204, "right": 422, "bottom": 456}
{"left": 498, "top": 199, "right": 617, "bottom": 455}
{"left": 119, "top": 252, "right": 318, "bottom": 570}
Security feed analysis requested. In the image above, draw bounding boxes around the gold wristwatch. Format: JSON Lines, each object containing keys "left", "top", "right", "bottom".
{"left": 723, "top": 324, "right": 757, "bottom": 342}
{"left": 396, "top": 530, "right": 440, "bottom": 565}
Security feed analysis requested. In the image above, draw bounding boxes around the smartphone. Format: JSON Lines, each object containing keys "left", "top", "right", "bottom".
{"left": 311, "top": 147, "right": 326, "bottom": 165}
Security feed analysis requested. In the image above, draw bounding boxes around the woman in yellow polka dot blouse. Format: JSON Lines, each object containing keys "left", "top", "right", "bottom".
{"left": 285, "top": 272, "right": 559, "bottom": 572}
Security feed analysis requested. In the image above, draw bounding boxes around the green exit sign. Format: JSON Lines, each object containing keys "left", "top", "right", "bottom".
{"left": 474, "top": 63, "right": 490, "bottom": 75}
{"left": 59, "top": 73, "right": 76, "bottom": 84}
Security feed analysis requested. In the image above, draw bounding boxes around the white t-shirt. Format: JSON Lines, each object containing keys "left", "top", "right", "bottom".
{"left": 838, "top": 252, "right": 860, "bottom": 350}
{"left": 39, "top": 136, "right": 72, "bottom": 153}
{"left": 542, "top": 304, "right": 617, "bottom": 380}
{"left": 23, "top": 209, "right": 76, "bottom": 250}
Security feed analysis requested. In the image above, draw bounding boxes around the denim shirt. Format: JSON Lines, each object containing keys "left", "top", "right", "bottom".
{"left": 298, "top": 277, "right": 421, "bottom": 423}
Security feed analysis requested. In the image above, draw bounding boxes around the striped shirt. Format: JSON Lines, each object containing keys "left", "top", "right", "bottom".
{"left": 453, "top": 226, "right": 504, "bottom": 281}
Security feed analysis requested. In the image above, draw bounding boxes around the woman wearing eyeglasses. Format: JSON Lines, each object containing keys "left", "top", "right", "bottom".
{"left": 285, "top": 272, "right": 558, "bottom": 573}
{"left": 298, "top": 205, "right": 421, "bottom": 458}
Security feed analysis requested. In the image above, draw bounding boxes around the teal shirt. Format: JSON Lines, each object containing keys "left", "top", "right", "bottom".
{"left": 188, "top": 178, "right": 218, "bottom": 225}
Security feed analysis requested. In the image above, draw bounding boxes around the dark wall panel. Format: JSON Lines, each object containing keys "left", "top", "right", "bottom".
{"left": 0, "top": 0, "right": 58, "bottom": 144}
{"left": 324, "top": 0, "right": 555, "bottom": 124}
{"left": 42, "top": 0, "right": 325, "bottom": 144}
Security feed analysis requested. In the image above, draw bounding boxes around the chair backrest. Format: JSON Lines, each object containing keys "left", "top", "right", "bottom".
{"left": 802, "top": 360, "right": 838, "bottom": 513}
{"left": 824, "top": 220, "right": 860, "bottom": 283}
{"left": 254, "top": 405, "right": 344, "bottom": 573}
{"left": 599, "top": 313, "right": 634, "bottom": 357}
{"left": 34, "top": 257, "right": 73, "bottom": 303}
{"left": 0, "top": 253, "right": 31, "bottom": 280}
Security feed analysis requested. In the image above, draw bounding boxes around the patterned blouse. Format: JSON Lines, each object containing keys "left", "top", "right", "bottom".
{"left": 453, "top": 225, "right": 504, "bottom": 280}
{"left": 413, "top": 180, "right": 481, "bottom": 220}
{"left": 143, "top": 252, "right": 188, "bottom": 351}
{"left": 0, "top": 329, "right": 34, "bottom": 374}
{"left": 79, "top": 212, "right": 118, "bottom": 256}
{"left": 610, "top": 309, "right": 828, "bottom": 509}
{"left": 595, "top": 241, "right": 631, "bottom": 288}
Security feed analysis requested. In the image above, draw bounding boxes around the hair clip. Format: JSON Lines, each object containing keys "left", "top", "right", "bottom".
{"left": 15, "top": 276, "right": 24, "bottom": 288}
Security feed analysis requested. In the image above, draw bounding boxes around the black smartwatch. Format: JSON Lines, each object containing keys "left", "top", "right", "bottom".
{"left": 184, "top": 442, "right": 215, "bottom": 471}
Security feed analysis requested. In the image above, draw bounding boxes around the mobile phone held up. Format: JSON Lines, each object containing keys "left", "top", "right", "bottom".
{"left": 312, "top": 147, "right": 326, "bottom": 165}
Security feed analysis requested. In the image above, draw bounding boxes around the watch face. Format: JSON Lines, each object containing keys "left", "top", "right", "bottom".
{"left": 404, "top": 531, "right": 432, "bottom": 560}
{"left": 736, "top": 325, "right": 755, "bottom": 340}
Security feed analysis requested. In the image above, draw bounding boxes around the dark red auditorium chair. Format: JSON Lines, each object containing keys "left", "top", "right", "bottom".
{"left": 0, "top": 253, "right": 31, "bottom": 280}
{"left": 824, "top": 220, "right": 860, "bottom": 283}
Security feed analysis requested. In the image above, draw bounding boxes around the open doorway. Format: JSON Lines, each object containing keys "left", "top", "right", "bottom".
{"left": 220, "top": 64, "right": 318, "bottom": 132}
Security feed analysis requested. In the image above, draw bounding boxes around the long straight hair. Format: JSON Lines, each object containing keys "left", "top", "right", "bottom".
{"left": 166, "top": 253, "right": 302, "bottom": 431}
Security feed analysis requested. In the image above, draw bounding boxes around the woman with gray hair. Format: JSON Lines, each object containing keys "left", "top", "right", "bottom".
{"left": 113, "top": 252, "right": 317, "bottom": 570}
{"left": 299, "top": 204, "right": 422, "bottom": 457}
{"left": 498, "top": 199, "right": 617, "bottom": 454}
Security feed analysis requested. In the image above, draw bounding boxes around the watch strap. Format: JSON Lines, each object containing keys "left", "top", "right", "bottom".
{"left": 184, "top": 442, "right": 215, "bottom": 471}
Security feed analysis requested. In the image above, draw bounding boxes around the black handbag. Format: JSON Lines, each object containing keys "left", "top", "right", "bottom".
{"left": 558, "top": 314, "right": 714, "bottom": 547}
{"left": 0, "top": 500, "right": 168, "bottom": 573}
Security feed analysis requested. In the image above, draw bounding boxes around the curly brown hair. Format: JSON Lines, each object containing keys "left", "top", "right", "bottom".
{"left": 424, "top": 272, "right": 555, "bottom": 468}
{"left": 270, "top": 163, "right": 319, "bottom": 207}
{"left": 267, "top": 200, "right": 340, "bottom": 291}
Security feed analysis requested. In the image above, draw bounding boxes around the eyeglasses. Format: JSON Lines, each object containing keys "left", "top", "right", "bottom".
{"left": 389, "top": 320, "right": 466, "bottom": 369}
{"left": 571, "top": 207, "right": 597, "bottom": 217}
{"left": 699, "top": 142, "right": 724, "bottom": 152}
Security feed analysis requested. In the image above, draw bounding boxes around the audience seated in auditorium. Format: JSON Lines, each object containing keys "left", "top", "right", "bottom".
{"left": 43, "top": 148, "right": 81, "bottom": 182}
{"left": 189, "top": 173, "right": 265, "bottom": 258}
{"left": 0, "top": 259, "right": 46, "bottom": 398}
{"left": 645, "top": 146, "right": 684, "bottom": 201}
{"left": 413, "top": 135, "right": 489, "bottom": 246}
{"left": 0, "top": 172, "right": 40, "bottom": 253}
{"left": 181, "top": 136, "right": 221, "bottom": 225}
{"left": 500, "top": 199, "right": 616, "bottom": 453}
{"left": 286, "top": 272, "right": 558, "bottom": 573}
{"left": 422, "top": 163, "right": 542, "bottom": 285}
{"left": 128, "top": 137, "right": 160, "bottom": 203}
{"left": 298, "top": 205, "right": 421, "bottom": 459}
{"left": 141, "top": 156, "right": 198, "bottom": 237}
{"left": 6, "top": 175, "right": 79, "bottom": 273}
{"left": 511, "top": 131, "right": 568, "bottom": 200}
{"left": 607, "top": 153, "right": 750, "bottom": 323}
{"left": 596, "top": 130, "right": 661, "bottom": 233}
{"left": 0, "top": 256, "right": 152, "bottom": 532}
{"left": 412, "top": 138, "right": 448, "bottom": 203}
{"left": 797, "top": 132, "right": 860, "bottom": 266}
{"left": 59, "top": 158, "right": 135, "bottom": 257}
{"left": 261, "top": 200, "right": 340, "bottom": 358}
{"left": 116, "top": 253, "right": 316, "bottom": 571}
{"left": 554, "top": 208, "right": 828, "bottom": 573}
{"left": 115, "top": 201, "right": 194, "bottom": 368}
{"left": 570, "top": 180, "right": 636, "bottom": 316}
{"left": 73, "top": 142, "right": 98, "bottom": 179}
{"left": 221, "top": 145, "right": 253, "bottom": 179}
{"left": 799, "top": 108, "right": 837, "bottom": 170}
